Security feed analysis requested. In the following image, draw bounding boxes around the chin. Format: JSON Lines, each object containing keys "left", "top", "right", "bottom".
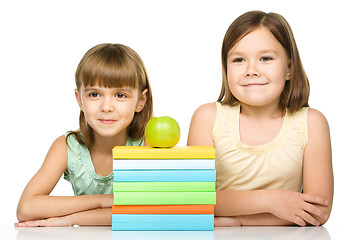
{"left": 93, "top": 129, "right": 121, "bottom": 138}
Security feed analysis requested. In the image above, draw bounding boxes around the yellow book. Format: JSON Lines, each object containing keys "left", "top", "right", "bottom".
{"left": 113, "top": 146, "right": 215, "bottom": 159}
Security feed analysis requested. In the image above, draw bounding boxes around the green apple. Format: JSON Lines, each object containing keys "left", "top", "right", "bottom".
{"left": 145, "top": 116, "right": 180, "bottom": 148}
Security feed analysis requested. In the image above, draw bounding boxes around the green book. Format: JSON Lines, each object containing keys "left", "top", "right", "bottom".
{"left": 113, "top": 182, "right": 215, "bottom": 192}
{"left": 113, "top": 192, "right": 216, "bottom": 205}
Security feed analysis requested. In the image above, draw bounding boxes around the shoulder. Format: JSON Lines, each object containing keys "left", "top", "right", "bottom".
{"left": 34, "top": 135, "right": 68, "bottom": 181}
{"left": 190, "top": 102, "right": 217, "bottom": 130}
{"left": 51, "top": 135, "right": 68, "bottom": 151}
{"left": 307, "top": 108, "right": 330, "bottom": 132}
{"left": 187, "top": 103, "right": 216, "bottom": 146}
{"left": 44, "top": 135, "right": 68, "bottom": 167}
{"left": 305, "top": 108, "right": 331, "bottom": 147}
{"left": 192, "top": 102, "right": 217, "bottom": 120}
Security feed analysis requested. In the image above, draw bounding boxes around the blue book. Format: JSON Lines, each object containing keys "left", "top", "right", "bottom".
{"left": 111, "top": 230, "right": 214, "bottom": 240}
{"left": 112, "top": 214, "right": 214, "bottom": 231}
{"left": 113, "top": 169, "right": 216, "bottom": 182}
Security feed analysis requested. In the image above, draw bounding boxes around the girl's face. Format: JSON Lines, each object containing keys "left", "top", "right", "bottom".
{"left": 227, "top": 26, "right": 291, "bottom": 109}
{"left": 75, "top": 84, "right": 147, "bottom": 138}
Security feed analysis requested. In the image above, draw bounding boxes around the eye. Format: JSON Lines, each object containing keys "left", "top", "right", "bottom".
{"left": 232, "top": 58, "right": 245, "bottom": 63}
{"left": 89, "top": 92, "right": 101, "bottom": 98}
{"left": 115, "top": 93, "right": 126, "bottom": 98}
{"left": 260, "top": 56, "right": 273, "bottom": 62}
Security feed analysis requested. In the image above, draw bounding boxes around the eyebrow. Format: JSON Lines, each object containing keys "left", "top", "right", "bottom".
{"left": 84, "top": 86, "right": 132, "bottom": 92}
{"left": 84, "top": 87, "right": 99, "bottom": 92}
{"left": 228, "top": 49, "right": 279, "bottom": 57}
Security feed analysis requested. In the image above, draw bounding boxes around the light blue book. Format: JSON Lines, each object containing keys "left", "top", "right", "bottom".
{"left": 112, "top": 214, "right": 214, "bottom": 231}
{"left": 113, "top": 169, "right": 216, "bottom": 182}
{"left": 111, "top": 230, "right": 214, "bottom": 240}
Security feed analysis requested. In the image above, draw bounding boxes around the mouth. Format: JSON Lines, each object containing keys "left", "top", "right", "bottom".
{"left": 99, "top": 119, "right": 116, "bottom": 124}
{"left": 242, "top": 83, "right": 268, "bottom": 87}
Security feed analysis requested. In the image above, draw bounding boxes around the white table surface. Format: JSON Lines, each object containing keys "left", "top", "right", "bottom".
{"left": 0, "top": 225, "right": 334, "bottom": 240}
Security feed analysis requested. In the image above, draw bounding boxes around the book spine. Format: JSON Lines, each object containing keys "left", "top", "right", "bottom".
{"left": 112, "top": 214, "right": 214, "bottom": 231}
{"left": 113, "top": 192, "right": 216, "bottom": 205}
{"left": 111, "top": 230, "right": 215, "bottom": 238}
{"left": 113, "top": 146, "right": 215, "bottom": 159}
{"left": 112, "top": 205, "right": 214, "bottom": 214}
{"left": 113, "top": 159, "right": 215, "bottom": 170}
{"left": 113, "top": 182, "right": 215, "bottom": 192}
{"left": 113, "top": 169, "right": 216, "bottom": 182}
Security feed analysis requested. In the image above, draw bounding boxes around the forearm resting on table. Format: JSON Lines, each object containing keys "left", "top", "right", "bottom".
{"left": 70, "top": 208, "right": 112, "bottom": 226}
{"left": 215, "top": 189, "right": 330, "bottom": 226}
{"left": 17, "top": 194, "right": 112, "bottom": 222}
{"left": 215, "top": 191, "right": 293, "bottom": 226}
{"left": 215, "top": 190, "right": 269, "bottom": 217}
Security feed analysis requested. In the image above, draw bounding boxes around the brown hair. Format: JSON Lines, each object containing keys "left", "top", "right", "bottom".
{"left": 218, "top": 10, "right": 309, "bottom": 112}
{"left": 67, "top": 43, "right": 153, "bottom": 148}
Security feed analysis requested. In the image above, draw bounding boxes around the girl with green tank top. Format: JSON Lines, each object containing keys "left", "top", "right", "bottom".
{"left": 15, "top": 43, "right": 153, "bottom": 227}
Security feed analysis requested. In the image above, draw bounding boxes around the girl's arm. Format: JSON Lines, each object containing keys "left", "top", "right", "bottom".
{"left": 215, "top": 189, "right": 328, "bottom": 226}
{"left": 16, "top": 136, "right": 113, "bottom": 222}
{"left": 15, "top": 208, "right": 112, "bottom": 227}
{"left": 301, "top": 108, "right": 333, "bottom": 223}
{"left": 187, "top": 104, "right": 330, "bottom": 226}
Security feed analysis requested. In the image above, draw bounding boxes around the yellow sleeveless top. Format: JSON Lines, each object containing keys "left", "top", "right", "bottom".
{"left": 212, "top": 102, "right": 308, "bottom": 192}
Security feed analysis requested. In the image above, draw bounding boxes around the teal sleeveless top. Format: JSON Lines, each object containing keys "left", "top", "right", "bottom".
{"left": 63, "top": 134, "right": 143, "bottom": 195}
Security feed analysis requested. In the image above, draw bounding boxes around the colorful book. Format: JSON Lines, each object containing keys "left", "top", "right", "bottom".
{"left": 113, "top": 192, "right": 216, "bottom": 205}
{"left": 113, "top": 169, "right": 216, "bottom": 182}
{"left": 111, "top": 229, "right": 214, "bottom": 238}
{"left": 113, "top": 146, "right": 215, "bottom": 159}
{"left": 112, "top": 205, "right": 214, "bottom": 214}
{"left": 113, "top": 182, "right": 215, "bottom": 192}
{"left": 112, "top": 214, "right": 214, "bottom": 231}
{"left": 113, "top": 159, "right": 215, "bottom": 169}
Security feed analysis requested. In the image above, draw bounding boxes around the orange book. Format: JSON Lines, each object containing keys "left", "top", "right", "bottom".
{"left": 112, "top": 205, "right": 214, "bottom": 214}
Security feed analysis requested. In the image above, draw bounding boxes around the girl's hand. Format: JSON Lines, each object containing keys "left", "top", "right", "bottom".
{"left": 214, "top": 217, "right": 241, "bottom": 227}
{"left": 14, "top": 216, "right": 73, "bottom": 227}
{"left": 269, "top": 191, "right": 328, "bottom": 226}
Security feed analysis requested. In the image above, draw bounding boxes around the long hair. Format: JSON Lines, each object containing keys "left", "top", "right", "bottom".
{"left": 67, "top": 43, "right": 153, "bottom": 148}
{"left": 218, "top": 11, "right": 309, "bottom": 112}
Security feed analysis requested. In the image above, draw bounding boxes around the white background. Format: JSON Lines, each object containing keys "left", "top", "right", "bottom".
{"left": 1, "top": 0, "right": 345, "bottom": 237}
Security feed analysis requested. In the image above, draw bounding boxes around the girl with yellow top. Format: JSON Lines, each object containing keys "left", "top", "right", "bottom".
{"left": 188, "top": 11, "right": 333, "bottom": 227}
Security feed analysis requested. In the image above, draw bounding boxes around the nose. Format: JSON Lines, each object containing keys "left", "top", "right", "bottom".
{"left": 245, "top": 60, "right": 259, "bottom": 77}
{"left": 101, "top": 97, "right": 115, "bottom": 112}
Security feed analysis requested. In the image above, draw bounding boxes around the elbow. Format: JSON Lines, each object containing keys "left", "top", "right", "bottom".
{"left": 319, "top": 214, "right": 330, "bottom": 226}
{"left": 16, "top": 201, "right": 35, "bottom": 222}
{"left": 318, "top": 206, "right": 332, "bottom": 226}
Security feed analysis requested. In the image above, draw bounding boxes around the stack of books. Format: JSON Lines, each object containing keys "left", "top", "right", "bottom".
{"left": 112, "top": 146, "right": 216, "bottom": 231}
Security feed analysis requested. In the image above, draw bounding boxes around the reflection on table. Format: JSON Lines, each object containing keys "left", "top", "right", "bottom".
{"left": 14, "top": 225, "right": 330, "bottom": 240}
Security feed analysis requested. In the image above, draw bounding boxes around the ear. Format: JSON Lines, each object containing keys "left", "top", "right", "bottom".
{"left": 75, "top": 88, "right": 84, "bottom": 111}
{"left": 286, "top": 60, "right": 291, "bottom": 81}
{"left": 135, "top": 89, "right": 148, "bottom": 113}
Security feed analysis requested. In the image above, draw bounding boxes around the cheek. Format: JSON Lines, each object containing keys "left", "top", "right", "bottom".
{"left": 270, "top": 68, "right": 289, "bottom": 88}
{"left": 273, "top": 61, "right": 290, "bottom": 80}
{"left": 118, "top": 103, "right": 138, "bottom": 118}
{"left": 81, "top": 102, "right": 98, "bottom": 118}
{"left": 227, "top": 68, "right": 240, "bottom": 93}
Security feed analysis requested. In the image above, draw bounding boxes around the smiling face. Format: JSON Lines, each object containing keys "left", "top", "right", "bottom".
{"left": 227, "top": 26, "right": 291, "bottom": 109}
{"left": 75, "top": 84, "right": 147, "bottom": 139}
